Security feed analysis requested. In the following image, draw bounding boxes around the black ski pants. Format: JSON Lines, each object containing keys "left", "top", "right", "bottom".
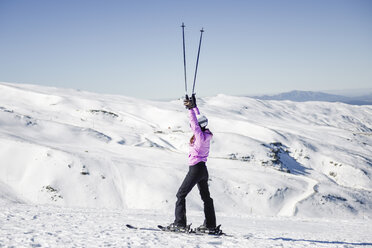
{"left": 174, "top": 161, "right": 216, "bottom": 228}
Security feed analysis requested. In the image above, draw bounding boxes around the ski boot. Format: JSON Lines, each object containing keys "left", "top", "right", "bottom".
{"left": 164, "top": 223, "right": 191, "bottom": 233}
{"left": 195, "top": 224, "right": 222, "bottom": 235}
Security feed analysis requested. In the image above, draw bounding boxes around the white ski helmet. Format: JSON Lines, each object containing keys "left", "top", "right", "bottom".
{"left": 197, "top": 115, "right": 208, "bottom": 128}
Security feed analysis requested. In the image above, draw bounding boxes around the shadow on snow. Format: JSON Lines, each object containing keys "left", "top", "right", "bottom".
{"left": 271, "top": 237, "right": 372, "bottom": 246}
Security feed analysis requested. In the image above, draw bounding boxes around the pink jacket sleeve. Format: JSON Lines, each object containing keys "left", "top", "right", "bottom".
{"left": 189, "top": 107, "right": 204, "bottom": 148}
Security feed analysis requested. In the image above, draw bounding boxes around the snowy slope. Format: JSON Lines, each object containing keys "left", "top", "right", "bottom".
{"left": 1, "top": 204, "right": 371, "bottom": 248}
{"left": 0, "top": 82, "right": 372, "bottom": 247}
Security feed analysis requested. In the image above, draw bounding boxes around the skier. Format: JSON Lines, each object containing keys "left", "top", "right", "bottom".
{"left": 167, "top": 94, "right": 216, "bottom": 233}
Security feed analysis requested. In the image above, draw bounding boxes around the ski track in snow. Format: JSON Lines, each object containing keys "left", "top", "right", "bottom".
{"left": 277, "top": 174, "right": 318, "bottom": 217}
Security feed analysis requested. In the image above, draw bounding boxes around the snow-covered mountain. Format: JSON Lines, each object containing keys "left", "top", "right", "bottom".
{"left": 254, "top": 90, "right": 372, "bottom": 105}
{"left": 1, "top": 82, "right": 372, "bottom": 247}
{"left": 1, "top": 81, "right": 371, "bottom": 217}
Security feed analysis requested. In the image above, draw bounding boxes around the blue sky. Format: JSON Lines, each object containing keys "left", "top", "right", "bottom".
{"left": 0, "top": 0, "right": 371, "bottom": 99}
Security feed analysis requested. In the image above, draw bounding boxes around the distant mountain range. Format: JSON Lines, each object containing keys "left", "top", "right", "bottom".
{"left": 253, "top": 90, "right": 372, "bottom": 105}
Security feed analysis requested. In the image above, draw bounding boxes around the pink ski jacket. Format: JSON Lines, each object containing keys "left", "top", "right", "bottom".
{"left": 188, "top": 107, "right": 213, "bottom": 166}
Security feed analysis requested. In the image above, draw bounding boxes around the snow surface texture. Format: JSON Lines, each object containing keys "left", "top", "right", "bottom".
{"left": 0, "top": 82, "right": 371, "bottom": 247}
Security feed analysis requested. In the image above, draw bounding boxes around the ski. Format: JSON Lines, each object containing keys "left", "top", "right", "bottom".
{"left": 126, "top": 223, "right": 228, "bottom": 237}
{"left": 126, "top": 224, "right": 161, "bottom": 232}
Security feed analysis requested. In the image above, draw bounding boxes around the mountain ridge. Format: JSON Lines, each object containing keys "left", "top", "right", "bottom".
{"left": 253, "top": 90, "right": 372, "bottom": 105}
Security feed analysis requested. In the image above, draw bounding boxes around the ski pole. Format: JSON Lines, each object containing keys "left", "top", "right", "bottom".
{"left": 181, "top": 22, "right": 188, "bottom": 99}
{"left": 192, "top": 27, "right": 204, "bottom": 95}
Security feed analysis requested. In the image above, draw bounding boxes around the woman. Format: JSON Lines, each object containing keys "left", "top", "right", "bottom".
{"left": 168, "top": 95, "right": 216, "bottom": 232}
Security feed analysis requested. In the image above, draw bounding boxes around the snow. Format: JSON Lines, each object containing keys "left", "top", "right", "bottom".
{"left": 0, "top": 82, "right": 372, "bottom": 247}
{"left": 1, "top": 204, "right": 371, "bottom": 248}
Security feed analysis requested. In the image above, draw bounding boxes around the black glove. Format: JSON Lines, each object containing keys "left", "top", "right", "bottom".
{"left": 184, "top": 99, "right": 194, "bottom": 109}
{"left": 191, "top": 94, "right": 197, "bottom": 107}
{"left": 183, "top": 95, "right": 196, "bottom": 109}
{"left": 183, "top": 94, "right": 197, "bottom": 109}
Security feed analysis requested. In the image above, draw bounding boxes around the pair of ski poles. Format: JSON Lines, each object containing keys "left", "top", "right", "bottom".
{"left": 181, "top": 22, "right": 204, "bottom": 100}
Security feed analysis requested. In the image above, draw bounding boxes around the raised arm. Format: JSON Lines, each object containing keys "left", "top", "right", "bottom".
{"left": 184, "top": 95, "right": 204, "bottom": 147}
{"left": 189, "top": 107, "right": 204, "bottom": 147}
